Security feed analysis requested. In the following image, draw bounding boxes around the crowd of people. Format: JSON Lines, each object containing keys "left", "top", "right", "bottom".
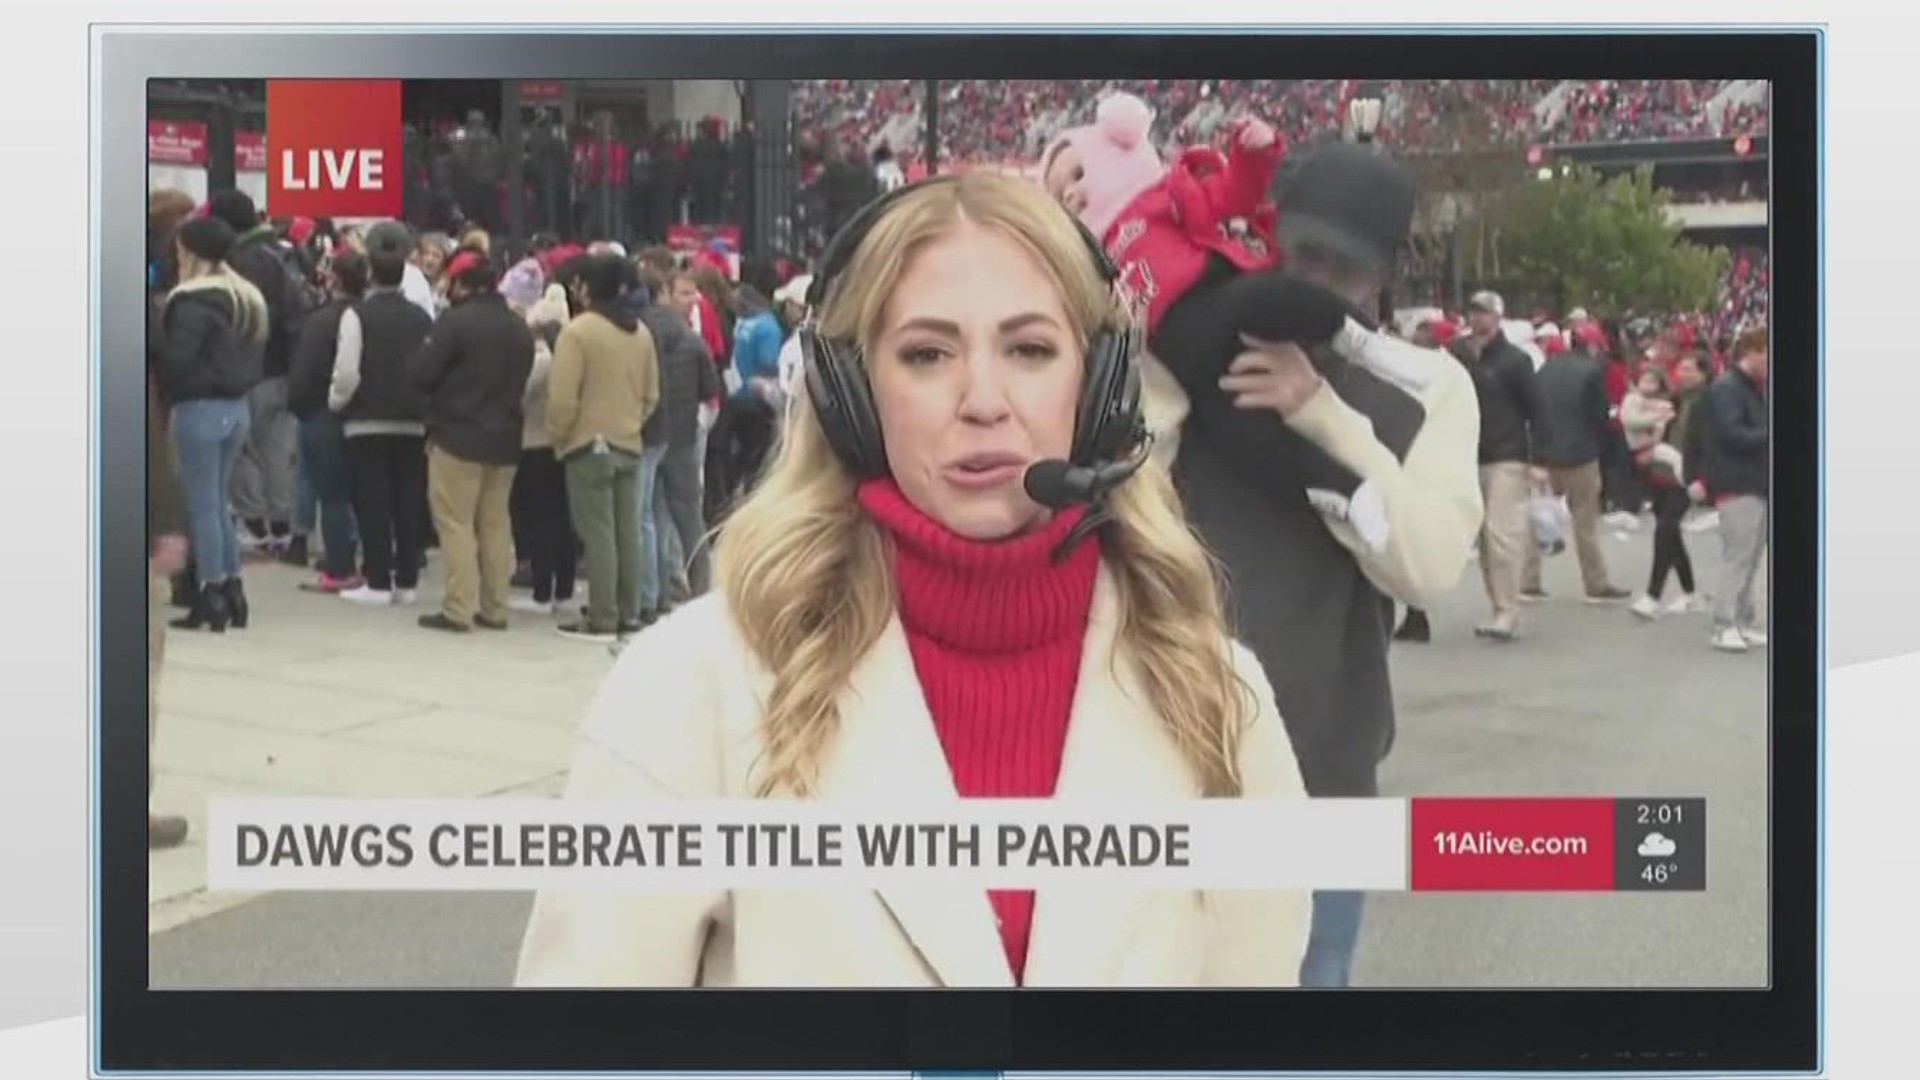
{"left": 397, "top": 109, "right": 758, "bottom": 252}
{"left": 146, "top": 187, "right": 823, "bottom": 650}
{"left": 1543, "top": 79, "right": 1734, "bottom": 144}
{"left": 790, "top": 77, "right": 1769, "bottom": 170}
{"left": 1392, "top": 298, "right": 1770, "bottom": 654}
{"left": 141, "top": 90, "right": 1776, "bottom": 675}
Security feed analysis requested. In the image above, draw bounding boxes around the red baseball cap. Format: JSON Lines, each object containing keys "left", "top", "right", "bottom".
{"left": 445, "top": 250, "right": 486, "bottom": 283}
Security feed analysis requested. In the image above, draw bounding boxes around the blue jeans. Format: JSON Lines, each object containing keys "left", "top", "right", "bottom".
{"left": 172, "top": 398, "right": 251, "bottom": 585}
{"left": 298, "top": 413, "right": 359, "bottom": 578}
{"left": 654, "top": 470, "right": 684, "bottom": 592}
{"left": 1299, "top": 890, "right": 1365, "bottom": 987}
{"left": 293, "top": 443, "right": 318, "bottom": 537}
{"left": 635, "top": 444, "right": 668, "bottom": 612}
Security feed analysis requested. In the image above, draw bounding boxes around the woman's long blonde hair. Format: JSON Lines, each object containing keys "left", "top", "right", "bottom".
{"left": 714, "top": 173, "right": 1254, "bottom": 799}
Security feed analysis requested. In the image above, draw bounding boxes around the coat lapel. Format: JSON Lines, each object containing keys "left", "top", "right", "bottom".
{"left": 809, "top": 567, "right": 1198, "bottom": 987}
{"left": 1023, "top": 567, "right": 1203, "bottom": 986}
{"left": 814, "top": 615, "right": 1014, "bottom": 988}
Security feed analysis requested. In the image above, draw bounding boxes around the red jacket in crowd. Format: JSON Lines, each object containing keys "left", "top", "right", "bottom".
{"left": 691, "top": 293, "right": 729, "bottom": 371}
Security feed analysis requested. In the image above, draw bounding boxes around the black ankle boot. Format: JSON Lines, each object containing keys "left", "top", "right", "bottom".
{"left": 169, "top": 568, "right": 196, "bottom": 609}
{"left": 1394, "top": 609, "right": 1431, "bottom": 644}
{"left": 171, "top": 583, "right": 231, "bottom": 633}
{"left": 224, "top": 578, "right": 250, "bottom": 630}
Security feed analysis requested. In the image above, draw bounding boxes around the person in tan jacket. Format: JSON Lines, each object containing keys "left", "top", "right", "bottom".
{"left": 547, "top": 256, "right": 660, "bottom": 641}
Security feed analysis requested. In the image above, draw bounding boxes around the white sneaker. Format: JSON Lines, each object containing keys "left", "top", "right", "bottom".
{"left": 507, "top": 594, "right": 554, "bottom": 615}
{"left": 339, "top": 585, "right": 393, "bottom": 606}
{"left": 1666, "top": 594, "right": 1704, "bottom": 615}
{"left": 1684, "top": 510, "right": 1720, "bottom": 533}
{"left": 393, "top": 589, "right": 420, "bottom": 607}
{"left": 1604, "top": 511, "right": 1640, "bottom": 532}
{"left": 1741, "top": 626, "right": 1769, "bottom": 648}
{"left": 1629, "top": 595, "right": 1661, "bottom": 621}
{"left": 1711, "top": 628, "right": 1750, "bottom": 654}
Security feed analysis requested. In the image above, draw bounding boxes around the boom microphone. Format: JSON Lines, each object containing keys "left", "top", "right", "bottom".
{"left": 1023, "top": 435, "right": 1157, "bottom": 511}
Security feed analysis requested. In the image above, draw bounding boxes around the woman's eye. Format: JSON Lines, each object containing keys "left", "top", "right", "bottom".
{"left": 899, "top": 345, "right": 947, "bottom": 367}
{"left": 1011, "top": 341, "right": 1059, "bottom": 362}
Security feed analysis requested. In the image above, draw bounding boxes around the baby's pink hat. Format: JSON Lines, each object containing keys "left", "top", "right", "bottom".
{"left": 1042, "top": 93, "right": 1164, "bottom": 240}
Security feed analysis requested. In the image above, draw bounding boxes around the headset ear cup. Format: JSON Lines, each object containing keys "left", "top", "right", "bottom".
{"left": 1072, "top": 327, "right": 1146, "bottom": 464}
{"left": 802, "top": 329, "right": 888, "bottom": 478}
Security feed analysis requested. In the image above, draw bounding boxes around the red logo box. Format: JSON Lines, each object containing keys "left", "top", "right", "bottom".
{"left": 267, "top": 81, "right": 403, "bottom": 219}
{"left": 1410, "top": 798, "right": 1616, "bottom": 891}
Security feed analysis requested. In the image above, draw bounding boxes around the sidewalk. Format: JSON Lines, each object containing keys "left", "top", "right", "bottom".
{"left": 148, "top": 557, "right": 619, "bottom": 934}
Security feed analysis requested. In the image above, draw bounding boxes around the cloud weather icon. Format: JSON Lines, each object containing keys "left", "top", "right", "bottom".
{"left": 1637, "top": 833, "right": 1678, "bottom": 858}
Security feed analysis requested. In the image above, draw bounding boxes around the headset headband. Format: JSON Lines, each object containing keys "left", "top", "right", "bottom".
{"left": 804, "top": 174, "right": 1120, "bottom": 315}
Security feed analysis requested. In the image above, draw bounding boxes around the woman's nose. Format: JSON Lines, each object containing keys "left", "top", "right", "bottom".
{"left": 955, "top": 351, "right": 1013, "bottom": 424}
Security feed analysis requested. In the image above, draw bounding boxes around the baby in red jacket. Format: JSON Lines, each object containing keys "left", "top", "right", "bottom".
{"left": 1042, "top": 92, "right": 1297, "bottom": 466}
{"left": 1041, "top": 92, "right": 1285, "bottom": 338}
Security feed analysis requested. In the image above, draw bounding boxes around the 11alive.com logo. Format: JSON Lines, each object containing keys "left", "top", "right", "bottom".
{"left": 267, "top": 80, "right": 404, "bottom": 219}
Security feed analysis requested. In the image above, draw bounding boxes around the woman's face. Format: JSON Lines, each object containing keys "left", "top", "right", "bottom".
{"left": 1042, "top": 145, "right": 1089, "bottom": 218}
{"left": 1637, "top": 371, "right": 1664, "bottom": 397}
{"left": 670, "top": 278, "right": 700, "bottom": 318}
{"left": 868, "top": 221, "right": 1084, "bottom": 541}
{"left": 418, "top": 245, "right": 446, "bottom": 278}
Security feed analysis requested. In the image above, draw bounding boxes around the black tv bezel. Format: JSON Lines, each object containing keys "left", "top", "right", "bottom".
{"left": 98, "top": 27, "right": 1819, "bottom": 1074}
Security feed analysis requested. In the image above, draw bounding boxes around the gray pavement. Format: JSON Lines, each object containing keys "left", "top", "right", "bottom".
{"left": 150, "top": 517, "right": 1768, "bottom": 989}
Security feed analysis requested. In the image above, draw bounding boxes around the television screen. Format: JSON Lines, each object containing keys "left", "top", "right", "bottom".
{"left": 99, "top": 28, "right": 1818, "bottom": 1075}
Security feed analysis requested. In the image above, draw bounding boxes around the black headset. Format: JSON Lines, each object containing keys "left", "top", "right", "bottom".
{"left": 800, "top": 175, "right": 1145, "bottom": 480}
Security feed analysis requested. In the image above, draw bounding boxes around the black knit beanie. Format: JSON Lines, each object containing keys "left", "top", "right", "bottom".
{"left": 176, "top": 216, "right": 237, "bottom": 265}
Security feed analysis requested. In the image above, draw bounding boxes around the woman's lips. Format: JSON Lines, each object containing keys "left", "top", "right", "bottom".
{"left": 945, "top": 454, "right": 1027, "bottom": 491}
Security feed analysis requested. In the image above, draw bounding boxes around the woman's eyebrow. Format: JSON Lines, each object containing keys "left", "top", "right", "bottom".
{"left": 999, "top": 312, "right": 1063, "bottom": 334}
{"left": 893, "top": 316, "right": 962, "bottom": 337}
{"left": 890, "top": 313, "right": 1063, "bottom": 337}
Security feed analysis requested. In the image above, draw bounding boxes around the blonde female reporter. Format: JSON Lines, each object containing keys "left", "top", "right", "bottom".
{"left": 514, "top": 173, "right": 1309, "bottom": 988}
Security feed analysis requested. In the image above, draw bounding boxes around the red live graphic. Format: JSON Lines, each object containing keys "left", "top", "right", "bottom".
{"left": 1410, "top": 798, "right": 1615, "bottom": 891}
{"left": 267, "top": 81, "right": 404, "bottom": 218}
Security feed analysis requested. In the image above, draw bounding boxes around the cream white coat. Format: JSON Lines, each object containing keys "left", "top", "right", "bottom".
{"left": 515, "top": 565, "right": 1312, "bottom": 988}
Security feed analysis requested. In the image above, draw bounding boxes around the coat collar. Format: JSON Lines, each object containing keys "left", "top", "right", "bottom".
{"left": 812, "top": 563, "right": 1197, "bottom": 986}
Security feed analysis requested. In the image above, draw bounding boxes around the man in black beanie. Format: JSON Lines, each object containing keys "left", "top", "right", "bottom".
{"left": 208, "top": 189, "right": 311, "bottom": 553}
{"left": 1149, "top": 141, "right": 1484, "bottom": 987}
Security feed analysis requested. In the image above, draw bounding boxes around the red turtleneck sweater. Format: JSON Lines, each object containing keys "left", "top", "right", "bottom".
{"left": 855, "top": 478, "right": 1101, "bottom": 983}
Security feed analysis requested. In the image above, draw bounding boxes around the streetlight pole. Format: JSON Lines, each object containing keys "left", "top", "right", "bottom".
{"left": 924, "top": 79, "right": 940, "bottom": 176}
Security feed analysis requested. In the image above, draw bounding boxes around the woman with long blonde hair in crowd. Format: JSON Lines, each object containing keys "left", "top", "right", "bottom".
{"left": 516, "top": 173, "right": 1309, "bottom": 988}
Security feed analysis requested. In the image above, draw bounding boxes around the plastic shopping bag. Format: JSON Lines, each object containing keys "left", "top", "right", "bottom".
{"left": 1529, "top": 486, "right": 1571, "bottom": 557}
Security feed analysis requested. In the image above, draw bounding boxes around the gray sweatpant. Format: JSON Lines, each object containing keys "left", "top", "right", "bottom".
{"left": 1712, "top": 495, "right": 1768, "bottom": 632}
{"left": 657, "top": 441, "right": 710, "bottom": 595}
{"left": 230, "top": 375, "right": 298, "bottom": 524}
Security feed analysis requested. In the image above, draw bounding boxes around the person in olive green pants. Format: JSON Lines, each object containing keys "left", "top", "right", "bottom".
{"left": 565, "top": 448, "right": 643, "bottom": 637}
{"left": 547, "top": 256, "right": 660, "bottom": 641}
